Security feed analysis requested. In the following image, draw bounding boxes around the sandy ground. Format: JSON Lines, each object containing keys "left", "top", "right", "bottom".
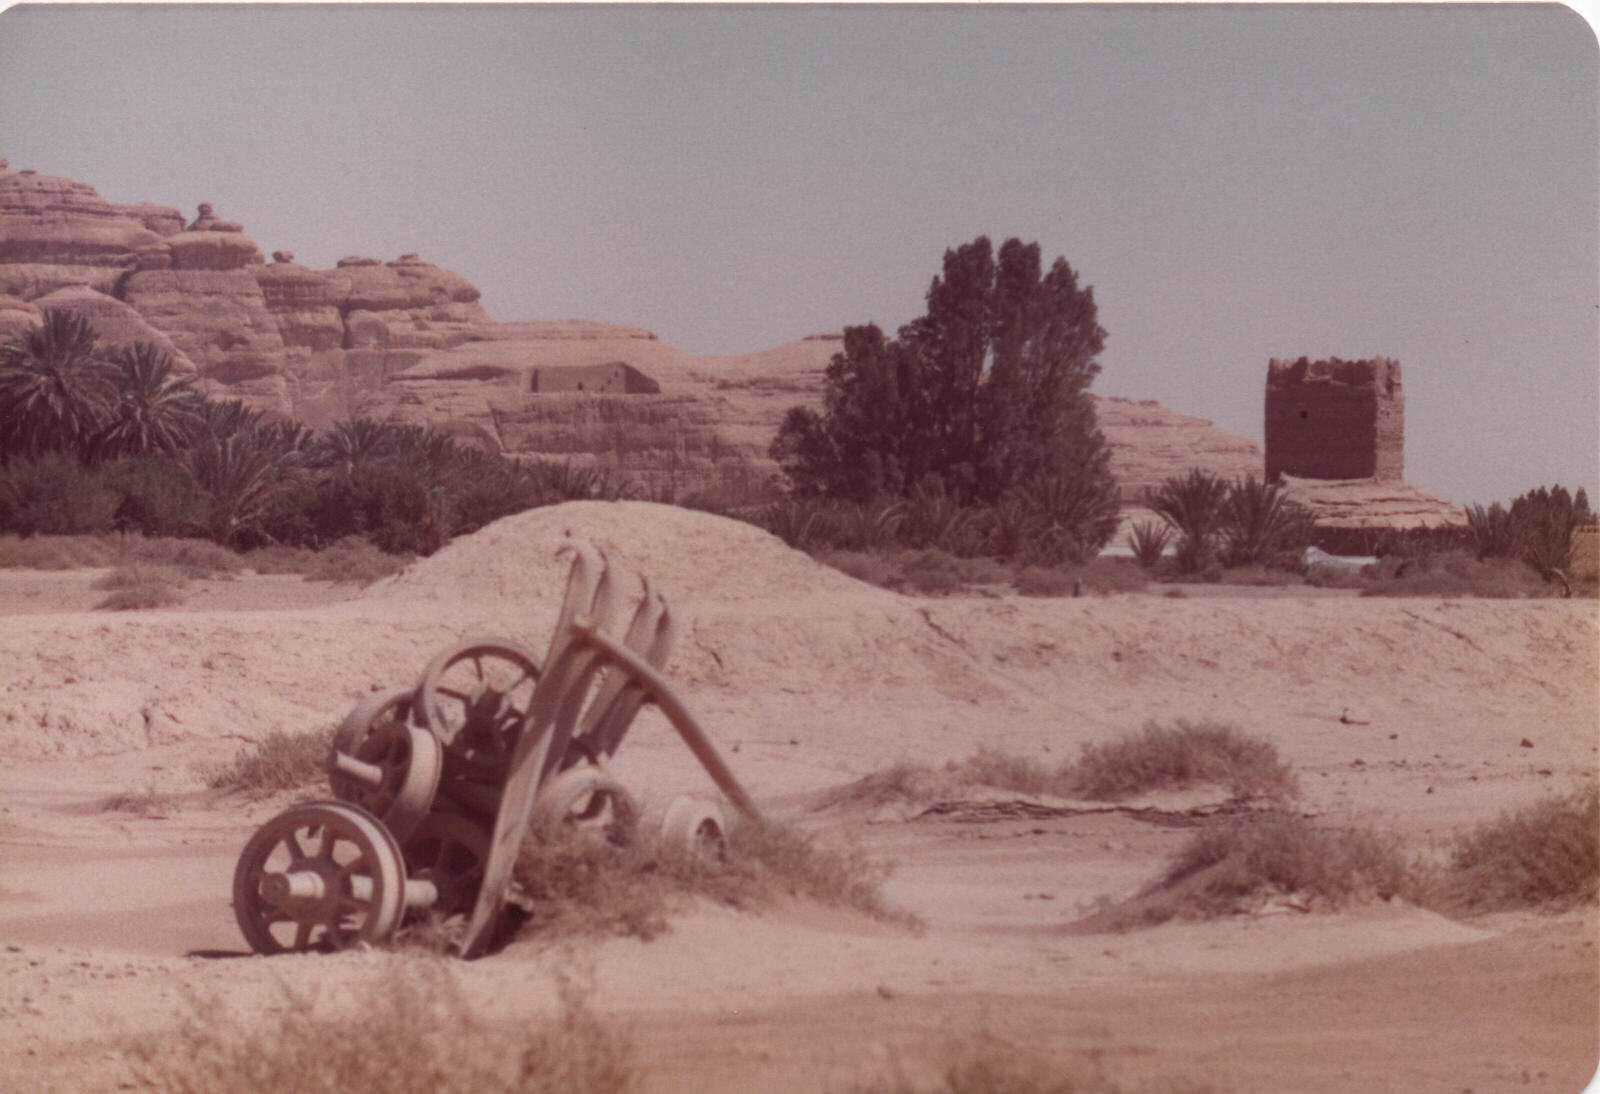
{"left": 0, "top": 502, "right": 1595, "bottom": 1093}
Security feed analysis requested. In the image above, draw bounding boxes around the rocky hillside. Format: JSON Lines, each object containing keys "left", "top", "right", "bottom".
{"left": 0, "top": 159, "right": 1460, "bottom": 529}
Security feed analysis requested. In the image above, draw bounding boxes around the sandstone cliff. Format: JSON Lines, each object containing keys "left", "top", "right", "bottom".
{"left": 0, "top": 159, "right": 1459, "bottom": 532}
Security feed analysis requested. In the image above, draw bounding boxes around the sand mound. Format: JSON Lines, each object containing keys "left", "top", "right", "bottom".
{"left": 370, "top": 500, "right": 885, "bottom": 613}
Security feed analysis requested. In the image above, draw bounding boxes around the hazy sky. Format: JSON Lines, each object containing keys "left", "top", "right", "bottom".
{"left": 1, "top": 3, "right": 1594, "bottom": 505}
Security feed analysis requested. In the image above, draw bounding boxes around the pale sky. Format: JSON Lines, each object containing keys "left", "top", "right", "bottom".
{"left": 1, "top": 3, "right": 1594, "bottom": 506}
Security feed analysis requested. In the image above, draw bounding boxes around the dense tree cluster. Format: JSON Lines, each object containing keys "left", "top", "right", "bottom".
{"left": 0, "top": 310, "right": 617, "bottom": 552}
{"left": 771, "top": 236, "right": 1120, "bottom": 553}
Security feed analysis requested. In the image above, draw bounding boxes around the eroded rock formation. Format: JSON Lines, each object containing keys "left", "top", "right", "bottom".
{"left": 0, "top": 161, "right": 504, "bottom": 417}
{"left": 0, "top": 160, "right": 1461, "bottom": 529}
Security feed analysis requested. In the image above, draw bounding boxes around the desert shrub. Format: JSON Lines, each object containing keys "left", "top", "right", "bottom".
{"left": 823, "top": 724, "right": 1294, "bottom": 812}
{"left": 204, "top": 727, "right": 333, "bottom": 795}
{"left": 1150, "top": 469, "right": 1229, "bottom": 574}
{"left": 100, "top": 788, "right": 178, "bottom": 816}
{"left": 898, "top": 549, "right": 969, "bottom": 595}
{"left": 240, "top": 544, "right": 316, "bottom": 573}
{"left": 948, "top": 746, "right": 1059, "bottom": 798}
{"left": 299, "top": 536, "right": 411, "bottom": 584}
{"left": 131, "top": 963, "right": 637, "bottom": 1094}
{"left": 762, "top": 496, "right": 837, "bottom": 552}
{"left": 1218, "top": 475, "right": 1312, "bottom": 568}
{"left": 109, "top": 533, "right": 241, "bottom": 578}
{"left": 1066, "top": 556, "right": 1152, "bottom": 595}
{"left": 1511, "top": 484, "right": 1593, "bottom": 581}
{"left": 1465, "top": 501, "right": 1520, "bottom": 560}
{"left": 1356, "top": 550, "right": 1549, "bottom": 598}
{"left": 1083, "top": 812, "right": 1414, "bottom": 930}
{"left": 92, "top": 563, "right": 186, "bottom": 591}
{"left": 92, "top": 563, "right": 187, "bottom": 610}
{"left": 301, "top": 465, "right": 450, "bottom": 556}
{"left": 510, "top": 814, "right": 910, "bottom": 944}
{"left": 526, "top": 459, "right": 630, "bottom": 503}
{"left": 0, "top": 532, "right": 115, "bottom": 569}
{"left": 1012, "top": 566, "right": 1078, "bottom": 597}
{"left": 815, "top": 549, "right": 898, "bottom": 589}
{"left": 100, "top": 456, "right": 213, "bottom": 537}
{"left": 1064, "top": 720, "right": 1298, "bottom": 802}
{"left": 0, "top": 452, "right": 119, "bottom": 535}
{"left": 1127, "top": 519, "right": 1171, "bottom": 571}
{"left": 1437, "top": 784, "right": 1599, "bottom": 913}
{"left": 1215, "top": 564, "right": 1305, "bottom": 587}
{"left": 832, "top": 498, "right": 909, "bottom": 552}
{"left": 845, "top": 1031, "right": 1104, "bottom": 1094}
{"left": 96, "top": 584, "right": 185, "bottom": 610}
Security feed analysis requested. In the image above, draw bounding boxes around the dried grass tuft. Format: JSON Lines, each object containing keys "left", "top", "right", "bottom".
{"left": 129, "top": 962, "right": 637, "bottom": 1094}
{"left": 204, "top": 727, "right": 333, "bottom": 796}
{"left": 1436, "top": 784, "right": 1599, "bottom": 912}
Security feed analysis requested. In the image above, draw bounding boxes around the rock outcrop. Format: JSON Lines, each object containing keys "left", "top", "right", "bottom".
{"left": 0, "top": 160, "right": 1462, "bottom": 529}
{"left": 0, "top": 161, "right": 507, "bottom": 416}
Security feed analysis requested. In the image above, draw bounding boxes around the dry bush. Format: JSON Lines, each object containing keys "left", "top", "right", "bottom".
{"left": 1070, "top": 556, "right": 1153, "bottom": 594}
{"left": 509, "top": 814, "right": 913, "bottom": 944}
{"left": 243, "top": 539, "right": 410, "bottom": 583}
{"left": 130, "top": 963, "right": 636, "bottom": 1094}
{"left": 948, "top": 746, "right": 1060, "bottom": 798}
{"left": 301, "top": 536, "right": 412, "bottom": 583}
{"left": 1215, "top": 564, "right": 1304, "bottom": 587}
{"left": 1064, "top": 720, "right": 1298, "bottom": 802}
{"left": 0, "top": 532, "right": 116, "bottom": 569}
{"left": 822, "top": 725, "right": 1295, "bottom": 813}
{"left": 241, "top": 543, "right": 316, "bottom": 573}
{"left": 92, "top": 563, "right": 186, "bottom": 590}
{"left": 817, "top": 549, "right": 899, "bottom": 589}
{"left": 93, "top": 564, "right": 188, "bottom": 610}
{"left": 1435, "top": 784, "right": 1599, "bottom": 913}
{"left": 204, "top": 726, "right": 333, "bottom": 795}
{"left": 1080, "top": 812, "right": 1415, "bottom": 931}
{"left": 1356, "top": 550, "right": 1553, "bottom": 598}
{"left": 100, "top": 788, "right": 179, "bottom": 817}
{"left": 898, "top": 549, "right": 971, "bottom": 596}
{"left": 109, "top": 533, "right": 241, "bottom": 578}
{"left": 845, "top": 1030, "right": 1215, "bottom": 1094}
{"left": 1013, "top": 566, "right": 1079, "bottom": 597}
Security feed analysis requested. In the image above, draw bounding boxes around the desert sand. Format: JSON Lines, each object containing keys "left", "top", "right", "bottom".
{"left": 0, "top": 502, "right": 1595, "bottom": 1092}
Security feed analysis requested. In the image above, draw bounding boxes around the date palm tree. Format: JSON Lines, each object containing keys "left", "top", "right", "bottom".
{"left": 93, "top": 343, "right": 204, "bottom": 459}
{"left": 0, "top": 309, "right": 118, "bottom": 459}
{"left": 1151, "top": 468, "right": 1230, "bottom": 573}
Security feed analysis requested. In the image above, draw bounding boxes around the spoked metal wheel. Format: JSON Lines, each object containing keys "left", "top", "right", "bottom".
{"left": 402, "top": 811, "right": 492, "bottom": 918}
{"left": 658, "top": 796, "right": 728, "bottom": 863}
{"left": 531, "top": 765, "right": 639, "bottom": 846}
{"left": 232, "top": 800, "right": 406, "bottom": 955}
{"left": 414, "top": 638, "right": 542, "bottom": 784}
{"left": 327, "top": 688, "right": 442, "bottom": 845}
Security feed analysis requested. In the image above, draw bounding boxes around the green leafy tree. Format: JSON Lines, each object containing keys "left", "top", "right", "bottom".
{"left": 772, "top": 236, "right": 1116, "bottom": 526}
{"left": 0, "top": 309, "right": 118, "bottom": 459}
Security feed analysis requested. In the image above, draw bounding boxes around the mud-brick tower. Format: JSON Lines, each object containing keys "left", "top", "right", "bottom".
{"left": 1264, "top": 356, "right": 1404, "bottom": 482}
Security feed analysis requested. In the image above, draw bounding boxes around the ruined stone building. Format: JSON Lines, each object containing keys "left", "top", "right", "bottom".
{"left": 1264, "top": 356, "right": 1404, "bottom": 481}
{"left": 528, "top": 362, "right": 660, "bottom": 395}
